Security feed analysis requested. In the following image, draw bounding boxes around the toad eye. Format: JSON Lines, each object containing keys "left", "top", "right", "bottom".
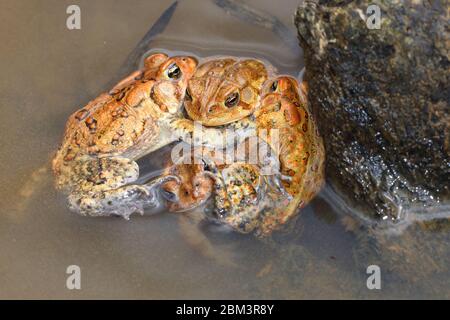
{"left": 271, "top": 81, "right": 278, "bottom": 92}
{"left": 224, "top": 92, "right": 240, "bottom": 108}
{"left": 167, "top": 63, "right": 181, "bottom": 79}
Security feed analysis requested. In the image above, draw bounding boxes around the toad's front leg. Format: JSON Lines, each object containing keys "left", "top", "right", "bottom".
{"left": 61, "top": 156, "right": 172, "bottom": 219}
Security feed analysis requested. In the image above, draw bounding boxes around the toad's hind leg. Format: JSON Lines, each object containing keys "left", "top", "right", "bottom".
{"left": 66, "top": 156, "right": 170, "bottom": 219}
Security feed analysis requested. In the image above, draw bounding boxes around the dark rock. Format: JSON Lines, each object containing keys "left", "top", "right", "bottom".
{"left": 295, "top": 0, "right": 449, "bottom": 221}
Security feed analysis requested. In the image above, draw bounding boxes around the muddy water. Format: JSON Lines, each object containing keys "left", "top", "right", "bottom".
{"left": 0, "top": 0, "right": 449, "bottom": 299}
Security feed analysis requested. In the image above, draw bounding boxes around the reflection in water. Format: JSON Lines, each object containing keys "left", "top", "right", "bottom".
{"left": 0, "top": 0, "right": 448, "bottom": 299}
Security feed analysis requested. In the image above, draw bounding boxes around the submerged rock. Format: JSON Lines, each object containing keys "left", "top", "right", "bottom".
{"left": 295, "top": 0, "right": 449, "bottom": 221}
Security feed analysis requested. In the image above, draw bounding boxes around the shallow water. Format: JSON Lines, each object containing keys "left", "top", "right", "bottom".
{"left": 0, "top": 0, "right": 449, "bottom": 299}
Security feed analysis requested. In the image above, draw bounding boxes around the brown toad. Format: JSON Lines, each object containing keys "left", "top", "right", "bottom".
{"left": 52, "top": 53, "right": 197, "bottom": 218}
{"left": 160, "top": 73, "right": 325, "bottom": 236}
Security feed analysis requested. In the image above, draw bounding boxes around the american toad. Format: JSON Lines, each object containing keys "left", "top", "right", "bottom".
{"left": 160, "top": 68, "right": 324, "bottom": 235}
{"left": 52, "top": 53, "right": 197, "bottom": 218}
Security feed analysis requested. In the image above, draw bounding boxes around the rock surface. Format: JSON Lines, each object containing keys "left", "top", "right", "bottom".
{"left": 294, "top": 0, "right": 449, "bottom": 221}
